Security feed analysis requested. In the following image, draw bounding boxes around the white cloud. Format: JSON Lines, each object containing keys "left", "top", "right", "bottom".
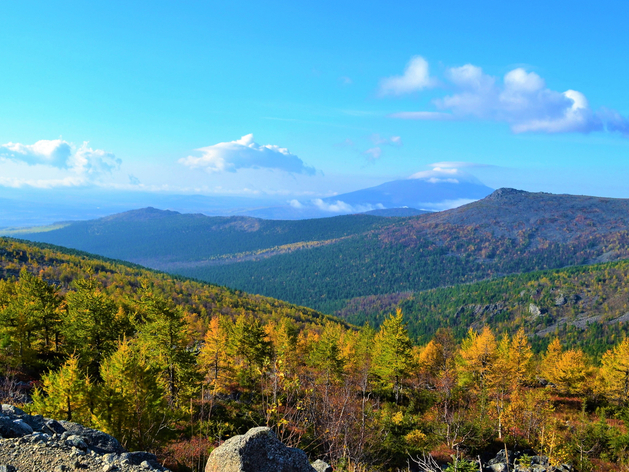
{"left": 0, "top": 139, "right": 72, "bottom": 168}
{"left": 179, "top": 134, "right": 316, "bottom": 175}
{"left": 363, "top": 134, "right": 402, "bottom": 161}
{"left": 420, "top": 198, "right": 477, "bottom": 211}
{"left": 601, "top": 108, "right": 629, "bottom": 136}
{"left": 370, "top": 134, "right": 403, "bottom": 146}
{"left": 364, "top": 147, "right": 382, "bottom": 160}
{"left": 289, "top": 199, "right": 303, "bottom": 208}
{"left": 430, "top": 161, "right": 490, "bottom": 169}
{"left": 409, "top": 165, "right": 483, "bottom": 185}
{"left": 0, "top": 139, "right": 121, "bottom": 188}
{"left": 313, "top": 198, "right": 385, "bottom": 213}
{"left": 379, "top": 56, "right": 436, "bottom": 96}
{"left": 387, "top": 58, "right": 627, "bottom": 136}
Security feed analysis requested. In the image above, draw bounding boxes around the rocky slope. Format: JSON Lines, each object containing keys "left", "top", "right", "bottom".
{"left": 0, "top": 404, "right": 168, "bottom": 472}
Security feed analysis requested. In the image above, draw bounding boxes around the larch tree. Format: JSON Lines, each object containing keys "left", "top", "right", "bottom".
{"left": 457, "top": 325, "right": 497, "bottom": 392}
{"left": 371, "top": 309, "right": 414, "bottom": 403}
{"left": 198, "top": 315, "right": 234, "bottom": 396}
{"left": 31, "top": 354, "right": 93, "bottom": 424}
{"left": 600, "top": 336, "right": 629, "bottom": 405}
{"left": 62, "top": 278, "right": 121, "bottom": 376}
{"left": 134, "top": 289, "right": 199, "bottom": 409}
{"left": 96, "top": 338, "right": 168, "bottom": 451}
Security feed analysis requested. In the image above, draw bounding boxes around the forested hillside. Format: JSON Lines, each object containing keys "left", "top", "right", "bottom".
{"left": 181, "top": 189, "right": 629, "bottom": 313}
{"left": 12, "top": 209, "right": 390, "bottom": 270}
{"left": 3, "top": 238, "right": 629, "bottom": 471}
{"left": 338, "top": 259, "right": 629, "bottom": 356}
{"left": 15, "top": 189, "right": 629, "bottom": 316}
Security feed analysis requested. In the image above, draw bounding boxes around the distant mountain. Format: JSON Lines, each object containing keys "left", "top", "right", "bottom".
{"left": 0, "top": 173, "right": 492, "bottom": 226}
{"left": 322, "top": 178, "right": 493, "bottom": 210}
{"left": 175, "top": 188, "right": 629, "bottom": 312}
{"left": 14, "top": 188, "right": 629, "bottom": 318}
{"left": 242, "top": 176, "right": 494, "bottom": 219}
{"left": 0, "top": 189, "right": 282, "bottom": 227}
{"left": 361, "top": 208, "right": 428, "bottom": 217}
{"left": 13, "top": 209, "right": 390, "bottom": 270}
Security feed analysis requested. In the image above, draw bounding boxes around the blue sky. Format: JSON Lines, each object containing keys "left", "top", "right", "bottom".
{"left": 1, "top": 0, "right": 628, "bottom": 203}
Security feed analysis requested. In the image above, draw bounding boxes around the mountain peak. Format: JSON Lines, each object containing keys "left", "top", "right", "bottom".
{"left": 102, "top": 207, "right": 182, "bottom": 222}
{"left": 485, "top": 188, "right": 531, "bottom": 201}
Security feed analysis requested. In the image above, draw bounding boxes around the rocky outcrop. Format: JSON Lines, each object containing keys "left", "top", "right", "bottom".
{"left": 205, "top": 427, "right": 324, "bottom": 472}
{"left": 0, "top": 404, "right": 168, "bottom": 472}
{"left": 484, "top": 449, "right": 571, "bottom": 472}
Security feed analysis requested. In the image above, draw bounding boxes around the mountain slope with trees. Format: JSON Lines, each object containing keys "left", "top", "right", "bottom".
{"left": 3, "top": 238, "right": 629, "bottom": 471}
{"left": 13, "top": 189, "right": 629, "bottom": 315}
{"left": 337, "top": 258, "right": 629, "bottom": 357}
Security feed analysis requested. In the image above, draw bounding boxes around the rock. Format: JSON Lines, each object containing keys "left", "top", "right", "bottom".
{"left": 531, "top": 456, "right": 549, "bottom": 466}
{"left": 120, "top": 451, "right": 159, "bottom": 467}
{"left": 59, "top": 420, "right": 125, "bottom": 454}
{"left": 554, "top": 295, "right": 567, "bottom": 306}
{"left": 205, "top": 427, "right": 316, "bottom": 472}
{"left": 489, "top": 464, "right": 506, "bottom": 472}
{"left": 0, "top": 416, "right": 33, "bottom": 437}
{"left": 529, "top": 304, "right": 542, "bottom": 317}
{"left": 30, "top": 432, "right": 50, "bottom": 442}
{"left": 66, "top": 434, "right": 89, "bottom": 450}
{"left": 1, "top": 405, "right": 25, "bottom": 416}
{"left": 43, "top": 419, "right": 67, "bottom": 435}
{"left": 102, "top": 453, "right": 118, "bottom": 465}
{"left": 311, "top": 459, "right": 332, "bottom": 472}
{"left": 22, "top": 413, "right": 47, "bottom": 431}
{"left": 0, "top": 465, "right": 17, "bottom": 472}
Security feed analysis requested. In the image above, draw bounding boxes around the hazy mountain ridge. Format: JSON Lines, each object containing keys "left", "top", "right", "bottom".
{"left": 322, "top": 178, "right": 493, "bottom": 209}
{"left": 179, "top": 188, "right": 629, "bottom": 311}
{"left": 12, "top": 188, "right": 629, "bottom": 316}
{"left": 13, "top": 212, "right": 389, "bottom": 266}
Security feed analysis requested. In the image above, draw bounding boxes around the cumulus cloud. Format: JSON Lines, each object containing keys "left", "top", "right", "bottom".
{"left": 179, "top": 134, "right": 316, "bottom": 175}
{"left": 0, "top": 139, "right": 73, "bottom": 168}
{"left": 0, "top": 139, "right": 121, "bottom": 188}
{"left": 409, "top": 164, "right": 483, "bottom": 185}
{"left": 313, "top": 199, "right": 385, "bottom": 213}
{"left": 379, "top": 56, "right": 436, "bottom": 96}
{"left": 386, "top": 58, "right": 628, "bottom": 136}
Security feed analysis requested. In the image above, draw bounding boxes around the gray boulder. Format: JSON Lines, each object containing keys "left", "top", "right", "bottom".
{"left": 0, "top": 416, "right": 33, "bottom": 437}
{"left": 205, "top": 427, "right": 316, "bottom": 472}
{"left": 1, "top": 404, "right": 25, "bottom": 416}
{"left": 43, "top": 418, "right": 66, "bottom": 435}
{"left": 22, "top": 413, "right": 46, "bottom": 431}
{"left": 120, "top": 451, "right": 161, "bottom": 468}
{"left": 311, "top": 459, "right": 332, "bottom": 472}
{"left": 59, "top": 420, "right": 124, "bottom": 454}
